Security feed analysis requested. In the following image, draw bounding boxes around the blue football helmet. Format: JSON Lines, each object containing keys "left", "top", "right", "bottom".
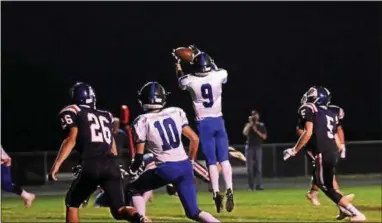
{"left": 69, "top": 82, "right": 96, "bottom": 108}
{"left": 305, "top": 86, "right": 331, "bottom": 106}
{"left": 137, "top": 82, "right": 169, "bottom": 111}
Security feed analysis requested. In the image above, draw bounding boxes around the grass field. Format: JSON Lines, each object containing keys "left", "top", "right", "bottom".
{"left": 2, "top": 185, "right": 381, "bottom": 222}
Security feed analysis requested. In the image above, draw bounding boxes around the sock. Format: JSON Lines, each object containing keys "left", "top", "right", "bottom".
{"left": 220, "top": 160, "right": 233, "bottom": 191}
{"left": 345, "top": 204, "right": 363, "bottom": 216}
{"left": 198, "top": 211, "right": 220, "bottom": 223}
{"left": 132, "top": 195, "right": 146, "bottom": 216}
{"left": 20, "top": 190, "right": 31, "bottom": 199}
{"left": 208, "top": 165, "right": 220, "bottom": 196}
{"left": 142, "top": 190, "right": 153, "bottom": 203}
{"left": 12, "top": 184, "right": 23, "bottom": 196}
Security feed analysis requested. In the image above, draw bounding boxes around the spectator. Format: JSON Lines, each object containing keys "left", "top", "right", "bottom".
{"left": 242, "top": 110, "right": 267, "bottom": 191}
{"left": 112, "top": 117, "right": 132, "bottom": 168}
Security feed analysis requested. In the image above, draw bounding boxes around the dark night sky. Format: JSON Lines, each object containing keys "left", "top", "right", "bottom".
{"left": 2, "top": 2, "right": 381, "bottom": 152}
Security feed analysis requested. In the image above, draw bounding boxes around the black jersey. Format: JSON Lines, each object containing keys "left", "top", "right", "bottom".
{"left": 58, "top": 104, "right": 115, "bottom": 161}
{"left": 298, "top": 103, "right": 339, "bottom": 155}
{"left": 328, "top": 105, "right": 345, "bottom": 127}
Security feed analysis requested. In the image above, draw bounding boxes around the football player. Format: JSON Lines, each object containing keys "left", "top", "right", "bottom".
{"left": 50, "top": 82, "right": 144, "bottom": 223}
{"left": 284, "top": 86, "right": 366, "bottom": 222}
{"left": 1, "top": 145, "right": 36, "bottom": 207}
{"left": 127, "top": 82, "right": 220, "bottom": 222}
{"left": 174, "top": 45, "right": 234, "bottom": 213}
{"left": 297, "top": 87, "right": 354, "bottom": 207}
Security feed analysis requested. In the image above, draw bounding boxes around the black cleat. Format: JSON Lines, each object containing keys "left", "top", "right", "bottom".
{"left": 213, "top": 192, "right": 224, "bottom": 213}
{"left": 225, "top": 188, "right": 234, "bottom": 212}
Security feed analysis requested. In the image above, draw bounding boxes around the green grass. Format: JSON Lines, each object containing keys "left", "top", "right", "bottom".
{"left": 2, "top": 185, "right": 381, "bottom": 222}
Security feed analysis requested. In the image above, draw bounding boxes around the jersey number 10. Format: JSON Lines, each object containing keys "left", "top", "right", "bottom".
{"left": 154, "top": 118, "right": 180, "bottom": 151}
{"left": 88, "top": 113, "right": 112, "bottom": 144}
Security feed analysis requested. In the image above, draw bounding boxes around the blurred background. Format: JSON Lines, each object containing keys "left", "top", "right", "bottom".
{"left": 1, "top": 2, "right": 381, "bottom": 188}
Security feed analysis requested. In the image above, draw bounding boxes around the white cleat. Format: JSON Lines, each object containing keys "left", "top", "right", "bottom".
{"left": 349, "top": 214, "right": 366, "bottom": 222}
{"left": 23, "top": 193, "right": 36, "bottom": 208}
{"left": 305, "top": 192, "right": 320, "bottom": 206}
{"left": 344, "top": 193, "right": 355, "bottom": 202}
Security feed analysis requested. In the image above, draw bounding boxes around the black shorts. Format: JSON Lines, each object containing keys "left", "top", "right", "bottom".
{"left": 312, "top": 152, "right": 337, "bottom": 188}
{"left": 65, "top": 158, "right": 125, "bottom": 209}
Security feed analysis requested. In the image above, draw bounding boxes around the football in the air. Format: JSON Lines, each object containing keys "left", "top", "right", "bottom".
{"left": 174, "top": 47, "right": 193, "bottom": 62}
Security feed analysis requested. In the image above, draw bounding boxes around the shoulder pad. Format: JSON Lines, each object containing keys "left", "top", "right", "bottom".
{"left": 58, "top": 104, "right": 81, "bottom": 116}
{"left": 132, "top": 115, "right": 146, "bottom": 126}
{"left": 298, "top": 103, "right": 318, "bottom": 113}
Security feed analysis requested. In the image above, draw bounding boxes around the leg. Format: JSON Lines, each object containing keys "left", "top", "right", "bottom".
{"left": 1, "top": 164, "right": 35, "bottom": 207}
{"left": 128, "top": 168, "right": 171, "bottom": 216}
{"left": 175, "top": 161, "right": 220, "bottom": 223}
{"left": 245, "top": 147, "right": 255, "bottom": 190}
{"left": 215, "top": 118, "right": 234, "bottom": 212}
{"left": 305, "top": 151, "right": 320, "bottom": 205}
{"left": 254, "top": 148, "right": 263, "bottom": 190}
{"left": 197, "top": 121, "right": 219, "bottom": 195}
{"left": 315, "top": 154, "right": 365, "bottom": 221}
{"left": 65, "top": 172, "right": 99, "bottom": 223}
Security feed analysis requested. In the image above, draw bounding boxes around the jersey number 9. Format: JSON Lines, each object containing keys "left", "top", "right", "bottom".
{"left": 201, "top": 84, "right": 214, "bottom": 108}
{"left": 154, "top": 118, "right": 180, "bottom": 151}
{"left": 88, "top": 113, "right": 112, "bottom": 144}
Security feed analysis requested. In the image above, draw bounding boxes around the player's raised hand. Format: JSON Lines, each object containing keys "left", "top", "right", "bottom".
{"left": 283, "top": 147, "right": 297, "bottom": 161}
{"left": 171, "top": 49, "right": 181, "bottom": 64}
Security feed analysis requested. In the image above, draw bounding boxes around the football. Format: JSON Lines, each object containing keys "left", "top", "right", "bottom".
{"left": 174, "top": 47, "right": 193, "bottom": 62}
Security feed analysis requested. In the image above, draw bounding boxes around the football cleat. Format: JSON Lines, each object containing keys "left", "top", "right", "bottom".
{"left": 225, "top": 188, "right": 234, "bottom": 212}
{"left": 213, "top": 193, "right": 224, "bottom": 213}
{"left": 305, "top": 191, "right": 320, "bottom": 206}
{"left": 349, "top": 214, "right": 366, "bottom": 222}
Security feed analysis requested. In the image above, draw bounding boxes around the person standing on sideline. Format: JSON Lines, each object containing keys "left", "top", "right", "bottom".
{"left": 243, "top": 110, "right": 267, "bottom": 191}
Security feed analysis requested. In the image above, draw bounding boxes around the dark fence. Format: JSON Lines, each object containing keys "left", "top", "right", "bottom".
{"left": 8, "top": 140, "right": 382, "bottom": 186}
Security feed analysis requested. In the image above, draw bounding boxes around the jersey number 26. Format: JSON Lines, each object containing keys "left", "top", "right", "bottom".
{"left": 88, "top": 113, "right": 112, "bottom": 144}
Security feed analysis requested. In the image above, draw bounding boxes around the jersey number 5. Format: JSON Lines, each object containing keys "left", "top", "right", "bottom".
{"left": 88, "top": 113, "right": 112, "bottom": 144}
{"left": 325, "top": 115, "right": 335, "bottom": 139}
{"left": 154, "top": 118, "right": 180, "bottom": 151}
{"left": 201, "top": 84, "right": 214, "bottom": 108}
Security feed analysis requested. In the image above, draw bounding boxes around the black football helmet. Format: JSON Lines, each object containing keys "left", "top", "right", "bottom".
{"left": 69, "top": 82, "right": 96, "bottom": 108}
{"left": 137, "top": 82, "right": 170, "bottom": 111}
{"left": 305, "top": 86, "right": 331, "bottom": 106}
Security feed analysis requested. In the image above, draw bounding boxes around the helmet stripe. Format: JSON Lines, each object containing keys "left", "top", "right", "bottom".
{"left": 150, "top": 82, "right": 156, "bottom": 101}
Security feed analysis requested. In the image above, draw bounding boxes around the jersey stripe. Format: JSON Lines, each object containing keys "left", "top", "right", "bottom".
{"left": 59, "top": 104, "right": 81, "bottom": 115}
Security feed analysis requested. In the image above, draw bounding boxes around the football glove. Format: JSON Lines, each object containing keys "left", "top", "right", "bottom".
{"left": 171, "top": 49, "right": 181, "bottom": 64}
{"left": 283, "top": 148, "right": 297, "bottom": 161}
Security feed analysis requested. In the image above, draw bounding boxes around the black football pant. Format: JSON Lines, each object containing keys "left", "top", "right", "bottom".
{"left": 65, "top": 158, "right": 126, "bottom": 220}
{"left": 312, "top": 152, "right": 342, "bottom": 204}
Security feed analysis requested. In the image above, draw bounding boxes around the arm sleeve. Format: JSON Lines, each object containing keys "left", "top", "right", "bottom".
{"left": 58, "top": 110, "right": 78, "bottom": 131}
{"left": 178, "top": 75, "right": 190, "bottom": 91}
{"left": 179, "top": 108, "right": 189, "bottom": 128}
{"left": 220, "top": 69, "right": 228, "bottom": 84}
{"left": 337, "top": 107, "right": 345, "bottom": 126}
{"left": 133, "top": 117, "right": 147, "bottom": 144}
{"left": 298, "top": 105, "right": 315, "bottom": 124}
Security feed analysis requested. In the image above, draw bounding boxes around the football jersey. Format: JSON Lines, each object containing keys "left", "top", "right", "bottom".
{"left": 328, "top": 105, "right": 345, "bottom": 126}
{"left": 179, "top": 69, "right": 228, "bottom": 121}
{"left": 297, "top": 103, "right": 339, "bottom": 155}
{"left": 133, "top": 107, "right": 189, "bottom": 163}
{"left": 58, "top": 104, "right": 115, "bottom": 160}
